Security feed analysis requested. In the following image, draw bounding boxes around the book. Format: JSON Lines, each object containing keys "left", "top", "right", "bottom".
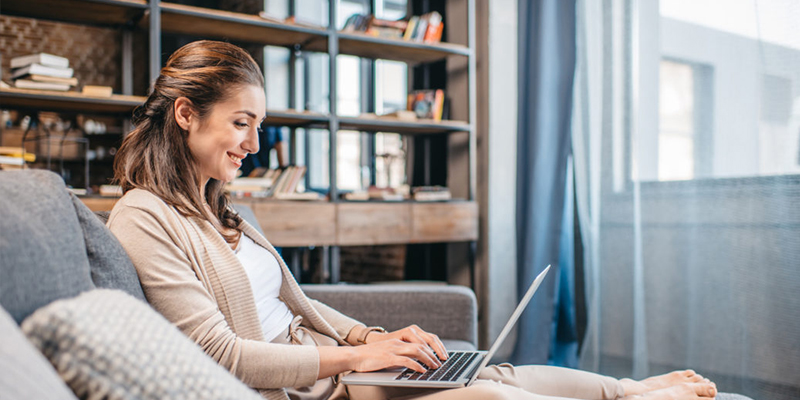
{"left": 433, "top": 89, "right": 445, "bottom": 121}
{"left": 99, "top": 185, "right": 123, "bottom": 197}
{"left": 412, "top": 185, "right": 451, "bottom": 201}
{"left": 0, "top": 147, "right": 35, "bottom": 162}
{"left": 10, "top": 53, "right": 69, "bottom": 69}
{"left": 0, "top": 155, "right": 25, "bottom": 166}
{"left": 412, "top": 18, "right": 428, "bottom": 42}
{"left": 423, "top": 11, "right": 443, "bottom": 43}
{"left": 11, "top": 63, "right": 74, "bottom": 79}
{"left": 13, "top": 79, "right": 71, "bottom": 91}
{"left": 273, "top": 191, "right": 322, "bottom": 201}
{"left": 81, "top": 85, "right": 113, "bottom": 97}
{"left": 27, "top": 74, "right": 78, "bottom": 86}
{"left": 408, "top": 89, "right": 445, "bottom": 120}
{"left": 403, "top": 16, "right": 419, "bottom": 41}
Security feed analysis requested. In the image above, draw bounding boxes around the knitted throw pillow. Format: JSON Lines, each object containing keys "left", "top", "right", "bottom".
{"left": 21, "top": 289, "right": 262, "bottom": 400}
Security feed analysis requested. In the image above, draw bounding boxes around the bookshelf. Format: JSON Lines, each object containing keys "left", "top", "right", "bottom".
{"left": 0, "top": 0, "right": 478, "bottom": 282}
{"left": 0, "top": 88, "right": 146, "bottom": 114}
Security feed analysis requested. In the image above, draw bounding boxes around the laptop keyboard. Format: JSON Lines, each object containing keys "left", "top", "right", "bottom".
{"left": 395, "top": 351, "right": 480, "bottom": 382}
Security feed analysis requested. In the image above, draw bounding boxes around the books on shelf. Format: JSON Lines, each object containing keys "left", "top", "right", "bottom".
{"left": 227, "top": 166, "right": 321, "bottom": 200}
{"left": 25, "top": 75, "right": 78, "bottom": 86}
{"left": 99, "top": 184, "right": 123, "bottom": 197}
{"left": 14, "top": 79, "right": 71, "bottom": 91}
{"left": 407, "top": 89, "right": 445, "bottom": 121}
{"left": 0, "top": 155, "right": 26, "bottom": 166}
{"left": 9, "top": 53, "right": 78, "bottom": 93}
{"left": 343, "top": 186, "right": 408, "bottom": 201}
{"left": 406, "top": 11, "right": 443, "bottom": 43}
{"left": 0, "top": 147, "right": 35, "bottom": 163}
{"left": 342, "top": 11, "right": 442, "bottom": 44}
{"left": 11, "top": 63, "right": 74, "bottom": 80}
{"left": 412, "top": 186, "right": 451, "bottom": 202}
{"left": 10, "top": 53, "right": 69, "bottom": 69}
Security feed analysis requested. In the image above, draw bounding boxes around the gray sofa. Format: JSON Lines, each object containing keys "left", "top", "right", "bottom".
{"left": 0, "top": 170, "right": 750, "bottom": 400}
{"left": 0, "top": 169, "right": 476, "bottom": 398}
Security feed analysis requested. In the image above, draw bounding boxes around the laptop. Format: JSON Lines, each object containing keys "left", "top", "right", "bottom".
{"left": 342, "top": 265, "right": 551, "bottom": 389}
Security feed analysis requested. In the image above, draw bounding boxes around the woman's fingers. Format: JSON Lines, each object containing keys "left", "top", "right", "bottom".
{"left": 401, "top": 325, "right": 448, "bottom": 361}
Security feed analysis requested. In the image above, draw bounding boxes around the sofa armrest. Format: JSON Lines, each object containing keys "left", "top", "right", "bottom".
{"left": 301, "top": 284, "right": 477, "bottom": 349}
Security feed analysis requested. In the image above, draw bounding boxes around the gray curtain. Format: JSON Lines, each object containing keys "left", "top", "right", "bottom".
{"left": 513, "top": 0, "right": 578, "bottom": 366}
{"left": 573, "top": 1, "right": 800, "bottom": 399}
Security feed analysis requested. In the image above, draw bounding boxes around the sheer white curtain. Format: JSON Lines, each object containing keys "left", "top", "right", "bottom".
{"left": 573, "top": 1, "right": 800, "bottom": 399}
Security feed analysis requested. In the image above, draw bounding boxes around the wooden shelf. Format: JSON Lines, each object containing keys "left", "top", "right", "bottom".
{"left": 80, "top": 196, "right": 478, "bottom": 247}
{"left": 338, "top": 116, "right": 470, "bottom": 134}
{"left": 0, "top": 0, "right": 147, "bottom": 26}
{"left": 159, "top": 3, "right": 328, "bottom": 48}
{"left": 265, "top": 109, "right": 329, "bottom": 127}
{"left": 320, "top": 32, "right": 469, "bottom": 64}
{"left": 0, "top": 88, "right": 145, "bottom": 114}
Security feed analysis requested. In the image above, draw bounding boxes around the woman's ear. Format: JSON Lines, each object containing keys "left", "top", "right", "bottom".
{"left": 174, "top": 97, "right": 194, "bottom": 131}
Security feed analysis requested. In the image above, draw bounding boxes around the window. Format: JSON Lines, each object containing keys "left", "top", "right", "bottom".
{"left": 657, "top": 59, "right": 713, "bottom": 181}
{"left": 262, "top": 0, "right": 410, "bottom": 192}
{"left": 630, "top": 0, "right": 800, "bottom": 182}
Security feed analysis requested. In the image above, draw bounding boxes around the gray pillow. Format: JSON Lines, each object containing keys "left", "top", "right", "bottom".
{"left": 21, "top": 289, "right": 263, "bottom": 400}
{"left": 0, "top": 170, "right": 95, "bottom": 324}
{"left": 0, "top": 305, "right": 78, "bottom": 400}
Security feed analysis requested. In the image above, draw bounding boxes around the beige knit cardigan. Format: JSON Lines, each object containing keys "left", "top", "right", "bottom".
{"left": 108, "top": 189, "right": 372, "bottom": 400}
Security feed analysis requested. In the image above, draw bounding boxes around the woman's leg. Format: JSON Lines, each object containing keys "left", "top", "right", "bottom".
{"left": 346, "top": 379, "right": 597, "bottom": 400}
{"left": 477, "top": 363, "right": 625, "bottom": 399}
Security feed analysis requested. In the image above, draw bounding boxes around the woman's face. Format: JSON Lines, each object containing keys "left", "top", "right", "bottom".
{"left": 185, "top": 85, "right": 266, "bottom": 185}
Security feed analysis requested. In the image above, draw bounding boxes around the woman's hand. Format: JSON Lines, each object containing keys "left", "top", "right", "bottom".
{"left": 316, "top": 338, "right": 442, "bottom": 379}
{"left": 364, "top": 325, "right": 448, "bottom": 362}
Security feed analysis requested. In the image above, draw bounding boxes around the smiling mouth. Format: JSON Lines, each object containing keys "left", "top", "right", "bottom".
{"left": 228, "top": 152, "right": 243, "bottom": 165}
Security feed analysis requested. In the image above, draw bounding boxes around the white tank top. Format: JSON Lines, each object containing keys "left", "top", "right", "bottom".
{"left": 235, "top": 234, "right": 294, "bottom": 342}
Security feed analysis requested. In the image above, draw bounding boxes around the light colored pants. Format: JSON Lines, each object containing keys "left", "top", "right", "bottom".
{"left": 275, "top": 317, "right": 625, "bottom": 400}
{"left": 343, "top": 363, "right": 625, "bottom": 400}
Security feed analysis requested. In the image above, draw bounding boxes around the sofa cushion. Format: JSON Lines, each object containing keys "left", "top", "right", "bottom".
{"left": 22, "top": 289, "right": 263, "bottom": 400}
{"left": 0, "top": 170, "right": 95, "bottom": 324}
{"left": 70, "top": 193, "right": 144, "bottom": 300}
{"left": 0, "top": 305, "right": 78, "bottom": 400}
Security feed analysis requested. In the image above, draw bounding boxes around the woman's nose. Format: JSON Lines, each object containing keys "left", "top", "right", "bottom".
{"left": 243, "top": 126, "right": 260, "bottom": 154}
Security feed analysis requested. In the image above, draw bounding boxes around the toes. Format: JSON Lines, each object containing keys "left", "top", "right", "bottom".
{"left": 686, "top": 382, "right": 717, "bottom": 398}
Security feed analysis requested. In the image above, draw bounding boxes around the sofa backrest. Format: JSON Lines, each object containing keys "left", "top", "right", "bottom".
{"left": 0, "top": 170, "right": 145, "bottom": 324}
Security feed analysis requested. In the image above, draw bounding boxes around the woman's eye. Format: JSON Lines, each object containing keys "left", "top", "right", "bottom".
{"left": 235, "top": 122, "right": 249, "bottom": 128}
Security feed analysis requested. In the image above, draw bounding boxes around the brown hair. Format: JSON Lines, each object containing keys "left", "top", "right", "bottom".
{"left": 114, "top": 40, "right": 264, "bottom": 242}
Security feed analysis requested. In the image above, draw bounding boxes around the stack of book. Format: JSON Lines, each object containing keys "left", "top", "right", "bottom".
{"left": 226, "top": 166, "right": 322, "bottom": 200}
{"left": 342, "top": 11, "right": 443, "bottom": 43}
{"left": 407, "top": 89, "right": 445, "bottom": 121}
{"left": 10, "top": 53, "right": 76, "bottom": 92}
{"left": 412, "top": 186, "right": 451, "bottom": 202}
{"left": 0, "top": 146, "right": 35, "bottom": 170}
{"left": 343, "top": 186, "right": 408, "bottom": 201}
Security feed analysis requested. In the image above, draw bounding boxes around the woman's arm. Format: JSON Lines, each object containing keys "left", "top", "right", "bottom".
{"left": 108, "top": 202, "right": 320, "bottom": 389}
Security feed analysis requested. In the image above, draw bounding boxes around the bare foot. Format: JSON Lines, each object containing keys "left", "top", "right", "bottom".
{"left": 621, "top": 370, "right": 709, "bottom": 396}
{"left": 622, "top": 382, "right": 717, "bottom": 400}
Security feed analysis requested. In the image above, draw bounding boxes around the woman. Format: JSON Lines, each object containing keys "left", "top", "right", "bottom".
{"left": 108, "top": 40, "right": 717, "bottom": 400}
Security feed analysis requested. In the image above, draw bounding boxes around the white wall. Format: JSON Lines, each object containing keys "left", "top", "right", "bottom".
{"left": 475, "top": 0, "right": 519, "bottom": 359}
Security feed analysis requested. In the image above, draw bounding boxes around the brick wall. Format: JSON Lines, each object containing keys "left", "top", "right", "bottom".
{"left": 0, "top": 15, "right": 122, "bottom": 91}
{"left": 340, "top": 245, "right": 406, "bottom": 283}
